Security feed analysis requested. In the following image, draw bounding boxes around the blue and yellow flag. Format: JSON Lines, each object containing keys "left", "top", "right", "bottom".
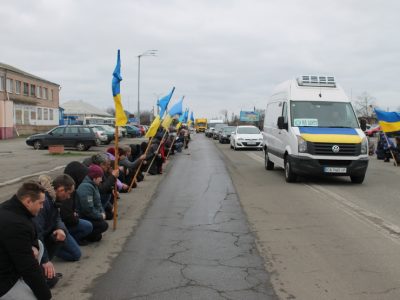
{"left": 188, "top": 111, "right": 194, "bottom": 127}
{"left": 176, "top": 112, "right": 185, "bottom": 130}
{"left": 112, "top": 50, "right": 127, "bottom": 126}
{"left": 145, "top": 115, "right": 162, "bottom": 138}
{"left": 374, "top": 109, "right": 400, "bottom": 133}
{"left": 158, "top": 87, "right": 175, "bottom": 118}
{"left": 162, "top": 96, "right": 184, "bottom": 129}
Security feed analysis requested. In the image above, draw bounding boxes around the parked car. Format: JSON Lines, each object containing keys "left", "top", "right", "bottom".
{"left": 219, "top": 126, "right": 236, "bottom": 143}
{"left": 26, "top": 125, "right": 97, "bottom": 151}
{"left": 230, "top": 125, "right": 263, "bottom": 150}
{"left": 90, "top": 126, "right": 108, "bottom": 146}
{"left": 123, "top": 125, "right": 141, "bottom": 137}
{"left": 365, "top": 125, "right": 381, "bottom": 137}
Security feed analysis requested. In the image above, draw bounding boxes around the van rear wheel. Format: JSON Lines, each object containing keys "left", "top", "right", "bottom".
{"left": 284, "top": 158, "right": 297, "bottom": 182}
{"left": 264, "top": 150, "right": 274, "bottom": 170}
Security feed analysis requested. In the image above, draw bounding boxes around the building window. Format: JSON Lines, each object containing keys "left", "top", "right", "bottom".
{"left": 42, "top": 87, "right": 48, "bottom": 100}
{"left": 16, "top": 80, "right": 21, "bottom": 94}
{"left": 44, "top": 108, "right": 48, "bottom": 120}
{"left": 31, "top": 108, "right": 36, "bottom": 120}
{"left": 37, "top": 108, "right": 42, "bottom": 120}
{"left": 6, "top": 78, "right": 14, "bottom": 93}
{"left": 23, "top": 82, "right": 29, "bottom": 96}
{"left": 36, "top": 86, "right": 41, "bottom": 98}
{"left": 24, "top": 108, "right": 30, "bottom": 124}
{"left": 30, "top": 84, "right": 36, "bottom": 97}
{"left": 49, "top": 109, "right": 54, "bottom": 120}
{"left": 15, "top": 109, "right": 23, "bottom": 125}
{"left": 0, "top": 76, "right": 4, "bottom": 91}
{"left": 50, "top": 89, "right": 53, "bottom": 101}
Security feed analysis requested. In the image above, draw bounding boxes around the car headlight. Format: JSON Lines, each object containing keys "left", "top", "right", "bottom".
{"left": 360, "top": 136, "right": 368, "bottom": 154}
{"left": 238, "top": 138, "right": 244, "bottom": 141}
{"left": 297, "top": 136, "right": 307, "bottom": 153}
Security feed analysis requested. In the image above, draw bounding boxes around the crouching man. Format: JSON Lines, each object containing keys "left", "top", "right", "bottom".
{"left": 0, "top": 181, "right": 51, "bottom": 300}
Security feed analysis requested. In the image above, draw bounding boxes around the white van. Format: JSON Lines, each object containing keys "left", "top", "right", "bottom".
{"left": 263, "top": 75, "right": 369, "bottom": 183}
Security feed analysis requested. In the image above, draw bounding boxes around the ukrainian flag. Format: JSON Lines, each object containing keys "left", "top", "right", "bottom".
{"left": 299, "top": 127, "right": 361, "bottom": 143}
{"left": 162, "top": 96, "right": 184, "bottom": 129}
{"left": 375, "top": 109, "right": 400, "bottom": 133}
{"left": 158, "top": 87, "right": 175, "bottom": 118}
{"left": 145, "top": 115, "right": 161, "bottom": 138}
{"left": 112, "top": 50, "right": 127, "bottom": 126}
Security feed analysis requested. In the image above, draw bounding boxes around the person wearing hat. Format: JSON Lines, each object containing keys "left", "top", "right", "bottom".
{"left": 75, "top": 164, "right": 109, "bottom": 242}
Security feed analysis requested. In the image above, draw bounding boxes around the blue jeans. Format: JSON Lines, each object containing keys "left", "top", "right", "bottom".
{"left": 68, "top": 219, "right": 93, "bottom": 241}
{"left": 56, "top": 233, "right": 81, "bottom": 261}
{"left": 56, "top": 219, "right": 93, "bottom": 261}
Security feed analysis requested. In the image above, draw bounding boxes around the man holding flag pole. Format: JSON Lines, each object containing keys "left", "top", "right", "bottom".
{"left": 111, "top": 49, "right": 128, "bottom": 230}
{"left": 127, "top": 87, "right": 175, "bottom": 192}
{"left": 143, "top": 97, "right": 184, "bottom": 177}
{"left": 374, "top": 108, "right": 400, "bottom": 166}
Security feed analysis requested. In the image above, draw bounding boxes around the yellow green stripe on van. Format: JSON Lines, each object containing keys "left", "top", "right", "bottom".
{"left": 299, "top": 127, "right": 361, "bottom": 144}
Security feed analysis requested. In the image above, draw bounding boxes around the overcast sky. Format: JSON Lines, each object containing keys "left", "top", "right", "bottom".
{"left": 1, "top": 0, "right": 400, "bottom": 119}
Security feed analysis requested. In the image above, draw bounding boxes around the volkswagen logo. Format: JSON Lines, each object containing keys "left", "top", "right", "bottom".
{"left": 332, "top": 145, "right": 340, "bottom": 153}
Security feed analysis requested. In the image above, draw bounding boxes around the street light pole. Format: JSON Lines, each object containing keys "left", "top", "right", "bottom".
{"left": 137, "top": 50, "right": 157, "bottom": 126}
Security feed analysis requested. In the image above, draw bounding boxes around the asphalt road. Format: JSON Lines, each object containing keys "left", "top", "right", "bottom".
{"left": 215, "top": 136, "right": 400, "bottom": 300}
{"left": 91, "top": 135, "right": 277, "bottom": 299}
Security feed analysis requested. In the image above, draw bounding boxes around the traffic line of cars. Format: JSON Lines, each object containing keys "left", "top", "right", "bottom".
{"left": 206, "top": 124, "right": 264, "bottom": 151}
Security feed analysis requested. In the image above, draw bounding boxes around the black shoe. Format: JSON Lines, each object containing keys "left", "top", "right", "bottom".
{"left": 77, "top": 239, "right": 89, "bottom": 246}
{"left": 46, "top": 273, "right": 62, "bottom": 289}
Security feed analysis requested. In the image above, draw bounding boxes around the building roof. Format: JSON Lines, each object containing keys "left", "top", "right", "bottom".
{"left": 0, "top": 62, "right": 60, "bottom": 86}
{"left": 60, "top": 100, "right": 112, "bottom": 117}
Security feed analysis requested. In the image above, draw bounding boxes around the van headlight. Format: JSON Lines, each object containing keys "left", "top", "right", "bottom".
{"left": 360, "top": 137, "right": 368, "bottom": 154}
{"left": 298, "top": 136, "right": 308, "bottom": 153}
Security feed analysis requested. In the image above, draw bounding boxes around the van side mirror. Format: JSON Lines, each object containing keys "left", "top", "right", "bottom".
{"left": 359, "top": 118, "right": 367, "bottom": 131}
{"left": 277, "top": 116, "right": 288, "bottom": 130}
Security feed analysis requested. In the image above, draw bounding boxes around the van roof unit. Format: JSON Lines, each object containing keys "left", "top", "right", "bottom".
{"left": 297, "top": 75, "right": 336, "bottom": 88}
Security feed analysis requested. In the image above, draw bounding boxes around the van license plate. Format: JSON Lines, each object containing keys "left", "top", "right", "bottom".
{"left": 324, "top": 167, "right": 347, "bottom": 173}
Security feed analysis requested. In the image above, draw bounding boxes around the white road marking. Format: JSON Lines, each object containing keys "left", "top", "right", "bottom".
{"left": 0, "top": 165, "right": 66, "bottom": 187}
{"left": 244, "top": 152, "right": 400, "bottom": 246}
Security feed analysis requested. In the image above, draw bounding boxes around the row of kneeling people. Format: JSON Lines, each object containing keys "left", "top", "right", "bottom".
{"left": 0, "top": 134, "right": 190, "bottom": 300}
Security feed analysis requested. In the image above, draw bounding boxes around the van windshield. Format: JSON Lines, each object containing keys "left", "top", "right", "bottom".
{"left": 290, "top": 101, "right": 359, "bottom": 128}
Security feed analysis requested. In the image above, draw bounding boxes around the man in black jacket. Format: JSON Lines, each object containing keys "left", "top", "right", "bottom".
{"left": 0, "top": 181, "right": 51, "bottom": 300}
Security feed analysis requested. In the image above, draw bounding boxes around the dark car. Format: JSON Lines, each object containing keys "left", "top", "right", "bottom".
{"left": 26, "top": 125, "right": 97, "bottom": 151}
{"left": 219, "top": 126, "right": 236, "bottom": 143}
{"left": 123, "top": 125, "right": 141, "bottom": 137}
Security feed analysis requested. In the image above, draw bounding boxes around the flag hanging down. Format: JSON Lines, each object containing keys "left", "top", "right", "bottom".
{"left": 188, "top": 111, "right": 194, "bottom": 127}
{"left": 162, "top": 96, "right": 184, "bottom": 129}
{"left": 145, "top": 115, "right": 162, "bottom": 138}
{"left": 158, "top": 87, "right": 175, "bottom": 118}
{"left": 112, "top": 50, "right": 128, "bottom": 126}
{"left": 176, "top": 112, "right": 185, "bottom": 130}
{"left": 374, "top": 109, "right": 400, "bottom": 133}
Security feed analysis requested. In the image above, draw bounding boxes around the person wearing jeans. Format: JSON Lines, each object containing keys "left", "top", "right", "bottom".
{"left": 56, "top": 219, "right": 92, "bottom": 261}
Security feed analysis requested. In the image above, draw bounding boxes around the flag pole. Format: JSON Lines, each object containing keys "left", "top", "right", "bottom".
{"left": 144, "top": 130, "right": 168, "bottom": 178}
{"left": 166, "top": 137, "right": 177, "bottom": 160}
{"left": 127, "top": 136, "right": 154, "bottom": 192}
{"left": 113, "top": 126, "right": 120, "bottom": 230}
{"left": 382, "top": 132, "right": 398, "bottom": 166}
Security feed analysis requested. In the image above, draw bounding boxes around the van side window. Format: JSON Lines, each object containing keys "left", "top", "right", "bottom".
{"left": 282, "top": 102, "right": 288, "bottom": 123}
{"left": 265, "top": 101, "right": 282, "bottom": 128}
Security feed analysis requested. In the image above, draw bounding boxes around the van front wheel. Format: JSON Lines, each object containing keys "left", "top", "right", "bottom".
{"left": 265, "top": 150, "right": 274, "bottom": 170}
{"left": 284, "top": 158, "right": 297, "bottom": 182}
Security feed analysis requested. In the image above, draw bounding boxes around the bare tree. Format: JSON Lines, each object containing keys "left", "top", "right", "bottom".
{"left": 353, "top": 92, "right": 376, "bottom": 119}
{"left": 220, "top": 109, "right": 228, "bottom": 123}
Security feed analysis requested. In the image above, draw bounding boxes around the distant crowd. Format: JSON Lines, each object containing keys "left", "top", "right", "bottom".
{"left": 0, "top": 126, "right": 191, "bottom": 300}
